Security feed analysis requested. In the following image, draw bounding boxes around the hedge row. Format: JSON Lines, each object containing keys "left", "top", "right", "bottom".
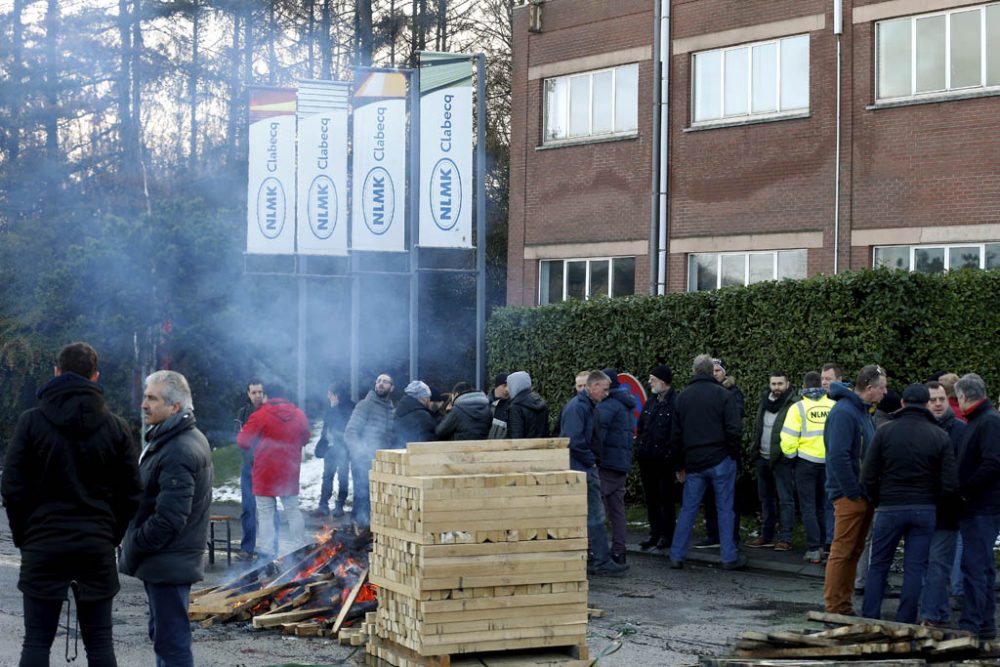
{"left": 487, "top": 268, "right": 1000, "bottom": 504}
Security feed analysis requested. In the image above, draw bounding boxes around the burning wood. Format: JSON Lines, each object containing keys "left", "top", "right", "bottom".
{"left": 188, "top": 527, "right": 378, "bottom": 637}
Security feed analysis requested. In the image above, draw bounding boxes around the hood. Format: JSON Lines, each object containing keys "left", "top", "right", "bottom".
{"left": 827, "top": 381, "right": 855, "bottom": 401}
{"left": 455, "top": 391, "right": 490, "bottom": 409}
{"left": 37, "top": 372, "right": 110, "bottom": 435}
{"left": 395, "top": 394, "right": 428, "bottom": 418}
{"left": 506, "top": 371, "right": 532, "bottom": 398}
{"left": 609, "top": 386, "right": 637, "bottom": 410}
{"left": 512, "top": 388, "right": 547, "bottom": 412}
{"left": 262, "top": 397, "right": 302, "bottom": 422}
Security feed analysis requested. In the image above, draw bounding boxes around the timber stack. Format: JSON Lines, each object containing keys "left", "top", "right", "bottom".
{"left": 366, "top": 438, "right": 591, "bottom": 667}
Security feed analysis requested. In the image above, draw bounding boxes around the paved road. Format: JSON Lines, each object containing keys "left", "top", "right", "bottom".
{"left": 0, "top": 506, "right": 827, "bottom": 666}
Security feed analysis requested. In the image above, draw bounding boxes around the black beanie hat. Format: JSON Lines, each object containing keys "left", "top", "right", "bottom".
{"left": 651, "top": 365, "right": 673, "bottom": 384}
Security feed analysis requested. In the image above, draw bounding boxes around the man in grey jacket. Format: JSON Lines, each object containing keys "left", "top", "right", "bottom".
{"left": 345, "top": 373, "right": 395, "bottom": 529}
{"left": 119, "top": 370, "right": 213, "bottom": 667}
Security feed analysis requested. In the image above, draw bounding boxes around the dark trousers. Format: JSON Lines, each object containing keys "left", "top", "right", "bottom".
{"left": 638, "top": 457, "right": 679, "bottom": 544}
{"left": 795, "top": 459, "right": 827, "bottom": 550}
{"left": 599, "top": 468, "right": 628, "bottom": 556}
{"left": 318, "top": 446, "right": 350, "bottom": 511}
{"left": 239, "top": 462, "right": 256, "bottom": 553}
{"left": 959, "top": 513, "right": 1000, "bottom": 638}
{"left": 20, "top": 595, "right": 116, "bottom": 667}
{"left": 144, "top": 582, "right": 194, "bottom": 667}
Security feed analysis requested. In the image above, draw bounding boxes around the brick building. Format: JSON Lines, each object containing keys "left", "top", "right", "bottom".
{"left": 507, "top": 0, "right": 1000, "bottom": 305}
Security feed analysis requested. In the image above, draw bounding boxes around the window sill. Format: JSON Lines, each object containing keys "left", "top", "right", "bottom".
{"left": 868, "top": 87, "right": 1000, "bottom": 110}
{"left": 684, "top": 110, "right": 811, "bottom": 132}
{"left": 536, "top": 132, "right": 639, "bottom": 150}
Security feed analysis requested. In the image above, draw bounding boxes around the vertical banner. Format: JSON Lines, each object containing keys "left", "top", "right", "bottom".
{"left": 247, "top": 87, "right": 297, "bottom": 254}
{"left": 351, "top": 70, "right": 409, "bottom": 252}
{"left": 418, "top": 52, "right": 474, "bottom": 248}
{"left": 296, "top": 80, "right": 350, "bottom": 256}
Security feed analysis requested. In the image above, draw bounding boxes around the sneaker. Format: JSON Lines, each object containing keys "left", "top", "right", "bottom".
{"left": 234, "top": 550, "right": 255, "bottom": 561}
{"left": 639, "top": 536, "right": 658, "bottom": 551}
{"left": 721, "top": 554, "right": 749, "bottom": 571}
{"left": 773, "top": 541, "right": 792, "bottom": 552}
{"left": 590, "top": 560, "right": 629, "bottom": 577}
{"left": 611, "top": 552, "right": 627, "bottom": 565}
{"left": 694, "top": 537, "right": 720, "bottom": 549}
{"left": 655, "top": 536, "right": 671, "bottom": 550}
{"left": 669, "top": 559, "right": 684, "bottom": 569}
{"left": 746, "top": 536, "right": 774, "bottom": 548}
{"left": 804, "top": 549, "right": 823, "bottom": 564}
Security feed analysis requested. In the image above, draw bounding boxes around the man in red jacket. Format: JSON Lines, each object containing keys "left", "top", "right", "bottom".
{"left": 238, "top": 386, "right": 311, "bottom": 560}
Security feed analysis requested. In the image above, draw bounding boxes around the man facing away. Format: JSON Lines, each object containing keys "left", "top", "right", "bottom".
{"left": 235, "top": 379, "right": 265, "bottom": 558}
{"left": 344, "top": 373, "right": 395, "bottom": 529}
{"left": 313, "top": 383, "right": 354, "bottom": 518}
{"left": 237, "top": 385, "right": 311, "bottom": 559}
{"left": 119, "top": 370, "right": 213, "bottom": 667}
{"left": 597, "top": 368, "right": 638, "bottom": 565}
{"left": 823, "top": 364, "right": 886, "bottom": 614}
{"left": 505, "top": 371, "right": 550, "bottom": 439}
{"left": 2, "top": 341, "right": 142, "bottom": 667}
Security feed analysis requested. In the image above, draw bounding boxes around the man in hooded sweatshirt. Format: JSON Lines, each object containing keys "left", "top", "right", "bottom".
{"left": 597, "top": 368, "right": 638, "bottom": 564}
{"left": 395, "top": 381, "right": 437, "bottom": 448}
{"left": 344, "top": 373, "right": 395, "bottom": 528}
{"left": 2, "top": 342, "right": 142, "bottom": 667}
{"left": 506, "top": 371, "right": 550, "bottom": 438}
{"left": 436, "top": 382, "right": 492, "bottom": 440}
{"left": 237, "top": 385, "right": 311, "bottom": 559}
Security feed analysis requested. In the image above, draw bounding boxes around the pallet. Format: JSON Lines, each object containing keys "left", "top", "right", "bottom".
{"left": 366, "top": 633, "right": 588, "bottom": 667}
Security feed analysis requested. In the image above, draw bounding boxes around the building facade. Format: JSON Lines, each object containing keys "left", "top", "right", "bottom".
{"left": 507, "top": 0, "right": 1000, "bottom": 305}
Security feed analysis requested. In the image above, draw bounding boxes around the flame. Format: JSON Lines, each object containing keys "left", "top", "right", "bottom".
{"left": 293, "top": 542, "right": 343, "bottom": 582}
{"left": 313, "top": 526, "right": 334, "bottom": 544}
{"left": 356, "top": 583, "right": 377, "bottom": 603}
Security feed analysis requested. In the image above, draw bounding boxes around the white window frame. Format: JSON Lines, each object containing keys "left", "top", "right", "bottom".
{"left": 538, "top": 256, "right": 635, "bottom": 304}
{"left": 542, "top": 64, "right": 639, "bottom": 144}
{"left": 873, "top": 242, "right": 1000, "bottom": 271}
{"left": 691, "top": 34, "right": 810, "bottom": 124}
{"left": 687, "top": 249, "right": 807, "bottom": 291}
{"left": 876, "top": 3, "right": 1000, "bottom": 101}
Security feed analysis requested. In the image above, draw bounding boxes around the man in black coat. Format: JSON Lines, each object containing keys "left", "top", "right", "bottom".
{"left": 119, "top": 370, "right": 213, "bottom": 667}
{"left": 314, "top": 383, "right": 355, "bottom": 518}
{"left": 2, "top": 341, "right": 143, "bottom": 666}
{"left": 635, "top": 365, "right": 678, "bottom": 551}
{"left": 505, "top": 371, "right": 550, "bottom": 438}
{"left": 395, "top": 381, "right": 437, "bottom": 448}
{"left": 436, "top": 382, "right": 492, "bottom": 441}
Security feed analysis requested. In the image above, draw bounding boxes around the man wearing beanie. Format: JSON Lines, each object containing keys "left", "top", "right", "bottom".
{"left": 860, "top": 383, "right": 957, "bottom": 623}
{"left": 506, "top": 371, "right": 550, "bottom": 438}
{"left": 635, "top": 365, "right": 679, "bottom": 551}
{"left": 395, "top": 381, "right": 437, "bottom": 449}
{"left": 597, "top": 368, "right": 638, "bottom": 564}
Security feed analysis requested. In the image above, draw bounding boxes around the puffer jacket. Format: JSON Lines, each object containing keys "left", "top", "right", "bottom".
{"left": 395, "top": 394, "right": 437, "bottom": 447}
{"left": 237, "top": 397, "right": 311, "bottom": 497}
{"left": 345, "top": 390, "right": 395, "bottom": 451}
{"left": 560, "top": 390, "right": 602, "bottom": 471}
{"left": 506, "top": 371, "right": 550, "bottom": 438}
{"left": 635, "top": 388, "right": 676, "bottom": 466}
{"left": 824, "top": 382, "right": 877, "bottom": 502}
{"left": 119, "top": 412, "right": 213, "bottom": 585}
{"left": 598, "top": 387, "right": 637, "bottom": 473}
{"left": 436, "top": 391, "right": 491, "bottom": 441}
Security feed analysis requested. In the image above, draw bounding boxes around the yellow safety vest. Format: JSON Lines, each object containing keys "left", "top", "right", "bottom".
{"left": 779, "top": 394, "right": 835, "bottom": 463}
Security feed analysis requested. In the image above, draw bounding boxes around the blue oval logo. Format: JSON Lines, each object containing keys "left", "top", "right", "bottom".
{"left": 362, "top": 167, "right": 394, "bottom": 236}
{"left": 256, "top": 177, "right": 286, "bottom": 239}
{"left": 430, "top": 158, "right": 462, "bottom": 231}
{"left": 307, "top": 175, "right": 337, "bottom": 239}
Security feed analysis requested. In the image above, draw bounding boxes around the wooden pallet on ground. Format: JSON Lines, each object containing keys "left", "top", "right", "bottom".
{"left": 366, "top": 633, "right": 588, "bottom": 667}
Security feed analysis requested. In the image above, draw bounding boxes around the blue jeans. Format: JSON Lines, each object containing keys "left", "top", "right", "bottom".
{"left": 585, "top": 466, "right": 613, "bottom": 568}
{"left": 959, "top": 513, "right": 1000, "bottom": 637}
{"left": 795, "top": 459, "right": 827, "bottom": 550}
{"left": 671, "top": 456, "right": 738, "bottom": 564}
{"left": 144, "top": 582, "right": 193, "bottom": 667}
{"left": 920, "top": 528, "right": 958, "bottom": 623}
{"left": 239, "top": 463, "right": 256, "bottom": 553}
{"left": 862, "top": 507, "right": 936, "bottom": 623}
{"left": 319, "top": 445, "right": 350, "bottom": 511}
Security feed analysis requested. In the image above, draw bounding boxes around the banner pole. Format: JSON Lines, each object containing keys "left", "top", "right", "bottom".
{"left": 409, "top": 67, "right": 421, "bottom": 383}
{"left": 475, "top": 53, "right": 487, "bottom": 391}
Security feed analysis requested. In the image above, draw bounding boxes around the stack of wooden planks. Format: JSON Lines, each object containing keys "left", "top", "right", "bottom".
{"left": 720, "top": 611, "right": 998, "bottom": 666}
{"left": 366, "top": 438, "right": 590, "bottom": 667}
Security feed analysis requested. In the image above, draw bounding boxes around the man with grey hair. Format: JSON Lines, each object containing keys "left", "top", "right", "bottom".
{"left": 669, "top": 354, "right": 745, "bottom": 570}
{"left": 954, "top": 373, "right": 1000, "bottom": 638}
{"left": 119, "top": 370, "right": 213, "bottom": 667}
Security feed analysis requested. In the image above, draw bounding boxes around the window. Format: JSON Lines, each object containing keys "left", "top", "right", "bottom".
{"left": 687, "top": 250, "right": 807, "bottom": 291}
{"left": 692, "top": 34, "right": 810, "bottom": 123}
{"left": 543, "top": 64, "right": 639, "bottom": 143}
{"left": 539, "top": 257, "right": 635, "bottom": 304}
{"left": 876, "top": 3, "right": 1000, "bottom": 100}
{"left": 874, "top": 243, "right": 1000, "bottom": 272}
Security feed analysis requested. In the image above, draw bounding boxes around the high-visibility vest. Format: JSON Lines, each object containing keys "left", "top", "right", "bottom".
{"left": 780, "top": 394, "right": 835, "bottom": 463}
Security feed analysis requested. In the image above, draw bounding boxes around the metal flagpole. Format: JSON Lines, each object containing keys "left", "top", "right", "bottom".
{"left": 409, "top": 67, "right": 421, "bottom": 383}
{"left": 475, "top": 53, "right": 487, "bottom": 390}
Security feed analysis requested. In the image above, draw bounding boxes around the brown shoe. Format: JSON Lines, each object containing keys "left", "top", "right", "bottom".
{"left": 746, "top": 536, "right": 774, "bottom": 548}
{"left": 773, "top": 541, "right": 793, "bottom": 552}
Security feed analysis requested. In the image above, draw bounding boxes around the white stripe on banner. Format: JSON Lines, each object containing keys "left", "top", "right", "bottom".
{"left": 247, "top": 115, "right": 296, "bottom": 254}
{"left": 351, "top": 97, "right": 407, "bottom": 252}
{"left": 297, "top": 81, "right": 350, "bottom": 256}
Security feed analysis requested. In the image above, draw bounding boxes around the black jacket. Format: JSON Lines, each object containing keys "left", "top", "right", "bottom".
{"left": 597, "top": 387, "right": 638, "bottom": 473}
{"left": 436, "top": 392, "right": 492, "bottom": 441}
{"left": 507, "top": 390, "right": 550, "bottom": 439}
{"left": 394, "top": 395, "right": 437, "bottom": 448}
{"left": 2, "top": 374, "right": 143, "bottom": 599}
{"left": 750, "top": 388, "right": 797, "bottom": 466}
{"left": 956, "top": 400, "right": 1000, "bottom": 517}
{"left": 862, "top": 405, "right": 958, "bottom": 507}
{"left": 671, "top": 375, "right": 742, "bottom": 473}
{"left": 119, "top": 412, "right": 214, "bottom": 585}
{"left": 936, "top": 410, "right": 968, "bottom": 529}
{"left": 635, "top": 388, "right": 677, "bottom": 466}
{"left": 314, "top": 400, "right": 354, "bottom": 459}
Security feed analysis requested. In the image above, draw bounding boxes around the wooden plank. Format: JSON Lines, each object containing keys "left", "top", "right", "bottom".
{"left": 331, "top": 569, "right": 369, "bottom": 636}
{"left": 805, "top": 612, "right": 945, "bottom": 640}
{"left": 252, "top": 607, "right": 335, "bottom": 629}
{"left": 764, "top": 631, "right": 840, "bottom": 647}
{"left": 405, "top": 438, "right": 570, "bottom": 455}
{"left": 928, "top": 636, "right": 979, "bottom": 654}
{"left": 731, "top": 643, "right": 907, "bottom": 659}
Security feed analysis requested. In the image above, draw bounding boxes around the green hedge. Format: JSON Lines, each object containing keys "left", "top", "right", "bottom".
{"left": 487, "top": 268, "right": 1000, "bottom": 507}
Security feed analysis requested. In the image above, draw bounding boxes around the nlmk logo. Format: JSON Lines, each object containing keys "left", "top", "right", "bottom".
{"left": 362, "top": 167, "right": 394, "bottom": 235}
{"left": 430, "top": 158, "right": 462, "bottom": 231}
{"left": 256, "top": 177, "right": 286, "bottom": 239}
{"left": 308, "top": 175, "right": 337, "bottom": 239}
